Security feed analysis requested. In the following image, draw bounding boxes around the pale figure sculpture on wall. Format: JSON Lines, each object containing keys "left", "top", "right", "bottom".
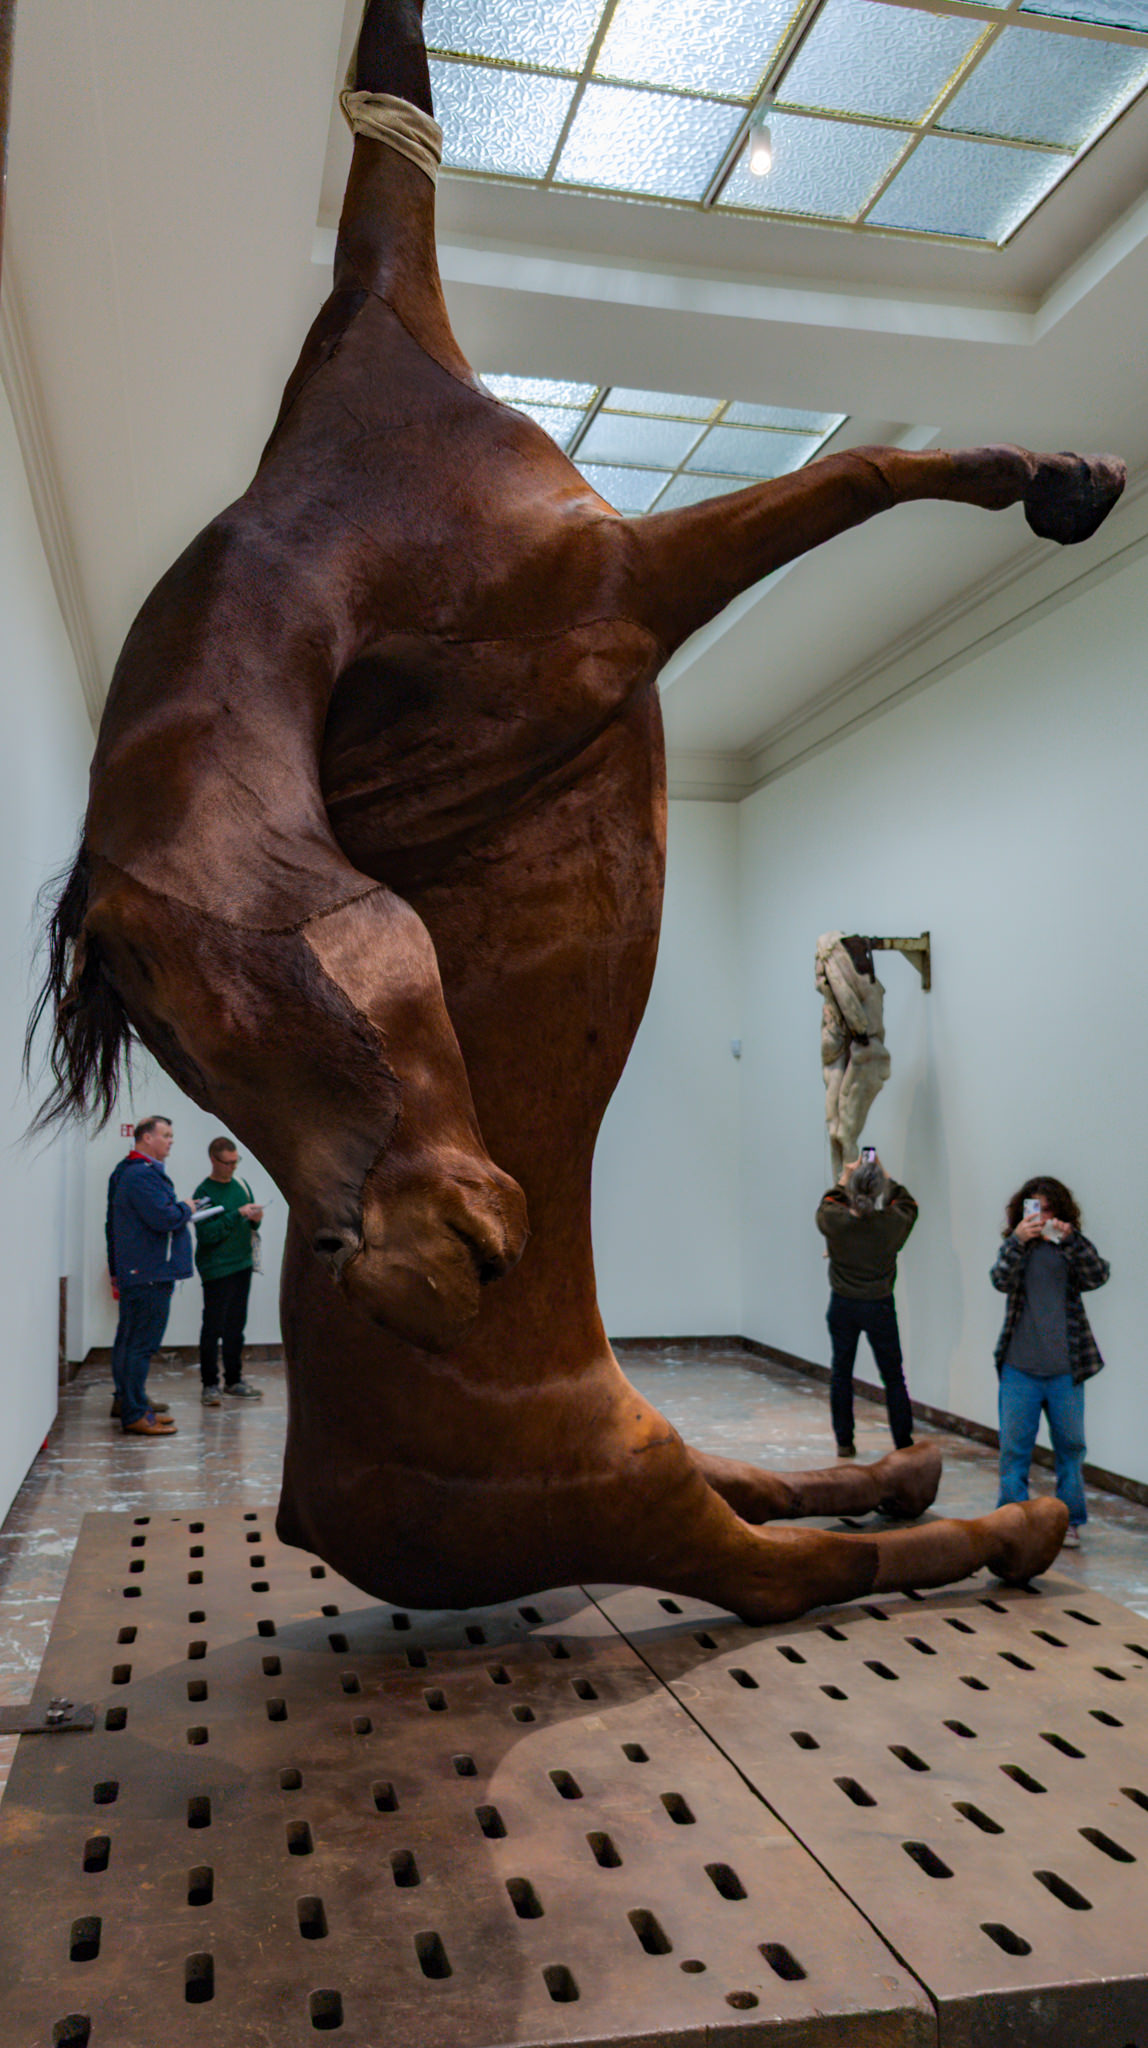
{"left": 30, "top": 0, "right": 1127, "bottom": 1620}
{"left": 817, "top": 932, "right": 892, "bottom": 1177}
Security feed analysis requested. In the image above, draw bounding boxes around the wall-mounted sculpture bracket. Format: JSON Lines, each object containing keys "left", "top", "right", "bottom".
{"left": 870, "top": 932, "right": 931, "bottom": 992}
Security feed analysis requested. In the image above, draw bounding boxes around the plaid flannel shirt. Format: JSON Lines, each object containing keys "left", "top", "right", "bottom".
{"left": 990, "top": 1230, "right": 1110, "bottom": 1384}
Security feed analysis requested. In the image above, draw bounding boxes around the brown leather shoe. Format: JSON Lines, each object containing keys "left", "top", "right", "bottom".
{"left": 110, "top": 1398, "right": 170, "bottom": 1418}
{"left": 122, "top": 1414, "right": 178, "bottom": 1436}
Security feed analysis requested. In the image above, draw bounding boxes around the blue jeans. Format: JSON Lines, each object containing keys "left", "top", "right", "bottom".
{"left": 997, "top": 1364, "right": 1087, "bottom": 1526}
{"left": 112, "top": 1282, "right": 174, "bottom": 1427}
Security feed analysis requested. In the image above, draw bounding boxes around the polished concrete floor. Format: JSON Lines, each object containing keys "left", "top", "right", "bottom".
{"left": 2, "top": 1341, "right": 1146, "bottom": 1798}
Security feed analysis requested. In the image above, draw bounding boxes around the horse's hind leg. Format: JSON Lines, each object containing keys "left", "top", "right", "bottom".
{"left": 691, "top": 1440, "right": 942, "bottom": 1525}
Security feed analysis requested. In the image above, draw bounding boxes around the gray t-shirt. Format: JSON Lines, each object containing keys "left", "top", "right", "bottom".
{"left": 1005, "top": 1239, "right": 1070, "bottom": 1378}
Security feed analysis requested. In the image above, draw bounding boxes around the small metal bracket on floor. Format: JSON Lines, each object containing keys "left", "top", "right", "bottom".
{"left": 0, "top": 1696, "right": 95, "bottom": 1735}
{"left": 870, "top": 931, "right": 931, "bottom": 991}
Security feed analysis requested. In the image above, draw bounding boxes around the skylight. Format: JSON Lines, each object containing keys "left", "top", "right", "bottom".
{"left": 423, "top": 0, "right": 1148, "bottom": 245}
{"left": 480, "top": 375, "right": 846, "bottom": 511}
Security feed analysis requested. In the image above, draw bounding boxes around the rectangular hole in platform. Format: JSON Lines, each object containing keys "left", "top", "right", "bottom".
{"left": 821, "top": 1625, "right": 847, "bottom": 1641}
{"left": 242, "top": 1511, "right": 258, "bottom": 1520}
{"left": 695, "top": 1632, "right": 717, "bottom": 1649}
{"left": 1000, "top": 1651, "right": 1034, "bottom": 1671}
{"left": 1041, "top": 1731, "right": 1084, "bottom": 1758}
{"left": 629, "top": 1907, "right": 671, "bottom": 1953}
{"left": 865, "top": 1662, "right": 899, "bottom": 1682}
{"left": 862, "top": 1604, "right": 889, "bottom": 1621}
{"left": 730, "top": 1668, "right": 759, "bottom": 1690}
{"left": 280, "top": 1768, "right": 303, "bottom": 1792}
{"left": 321, "top": 1605, "right": 339, "bottom": 1618}
{"left": 121, "top": 1587, "right": 140, "bottom": 1600}
{"left": 761, "top": 1942, "right": 806, "bottom": 1981}
{"left": 262, "top": 1656, "right": 281, "bottom": 1678}
{"left": 129, "top": 1536, "right": 146, "bottom": 1550}
{"left": 476, "top": 1805, "right": 507, "bottom": 1839}
{"left": 128, "top": 1561, "right": 145, "bottom": 1575}
{"left": 890, "top": 1744, "right": 929, "bottom": 1772}
{"left": 189, "top": 1522, "right": 205, "bottom": 1534}
{"left": 391, "top": 1612, "right": 410, "bottom": 1630}
{"left": 82, "top": 1836, "right": 110, "bottom": 1874}
{"left": 1125, "top": 1642, "right": 1148, "bottom": 1660}
{"left": 588, "top": 1831, "right": 621, "bottom": 1867}
{"left": 1065, "top": 1609, "right": 1100, "bottom": 1626}
{"left": 266, "top": 1699, "right": 288, "bottom": 1722}
{"left": 565, "top": 1676, "right": 596, "bottom": 1703}
{"left": 821, "top": 1685, "right": 848, "bottom": 1701}
{"left": 416, "top": 1931, "right": 452, "bottom": 1980}
{"left": 661, "top": 1792, "right": 695, "bottom": 1825}
{"left": 507, "top": 1876, "right": 544, "bottom": 1919}
{"left": 298, "top": 1895, "right": 329, "bottom": 1939}
{"left": 104, "top": 1708, "right": 127, "bottom": 1732}
{"left": 961, "top": 1676, "right": 989, "bottom": 1692}
{"left": 546, "top": 1640, "right": 571, "bottom": 1661}
{"left": 1122, "top": 1787, "right": 1148, "bottom": 1813}
{"left": 251, "top": 1582, "right": 270, "bottom": 1594}
{"left": 188, "top": 1640, "right": 207, "bottom": 1661}
{"left": 488, "top": 1666, "right": 511, "bottom": 1686}
{"left": 902, "top": 1841, "right": 952, "bottom": 1879}
{"left": 982, "top": 1921, "right": 1031, "bottom": 1955}
{"left": 622, "top": 1743, "right": 648, "bottom": 1762}
{"left": 1002, "top": 1764, "right": 1046, "bottom": 1794}
{"left": 791, "top": 1731, "right": 820, "bottom": 1750}
{"left": 1033, "top": 1630, "right": 1067, "bottom": 1647}
{"left": 188, "top": 1610, "right": 205, "bottom": 1624}
{"left": 249, "top": 1555, "right": 266, "bottom": 1569}
{"left": 134, "top": 1516, "right": 151, "bottom": 1525}
{"left": 1034, "top": 1868, "right": 1091, "bottom": 1910}
{"left": 542, "top": 1964, "right": 578, "bottom": 2003}
{"left": 52, "top": 2018, "right": 90, "bottom": 2047}
{"left": 1080, "top": 1825, "right": 1135, "bottom": 1862}
{"left": 1092, "top": 1709, "right": 1123, "bottom": 1726}
{"left": 187, "top": 1797, "right": 211, "bottom": 1830}
{"left": 423, "top": 1689, "right": 447, "bottom": 1712}
{"left": 184, "top": 1953, "right": 214, "bottom": 2005}
{"left": 954, "top": 1801, "right": 1003, "bottom": 1834}
{"left": 1096, "top": 1666, "right": 1127, "bottom": 1682}
{"left": 906, "top": 1638, "right": 936, "bottom": 1656}
{"left": 189, "top": 1547, "right": 204, "bottom": 1560}
{"left": 903, "top": 1589, "right": 924, "bottom": 1601}
{"left": 187, "top": 1865, "right": 214, "bottom": 1907}
{"left": 245, "top": 1530, "right": 260, "bottom": 1544}
{"left": 945, "top": 1720, "right": 977, "bottom": 1738}
{"left": 512, "top": 1705, "right": 535, "bottom": 1723}
{"left": 310, "top": 1566, "right": 326, "bottom": 1579}
{"left": 69, "top": 1918, "right": 101, "bottom": 1964}
{"left": 706, "top": 1862, "right": 747, "bottom": 1901}
{"left": 452, "top": 1755, "right": 477, "bottom": 1777}
{"left": 465, "top": 1625, "right": 487, "bottom": 1645}
{"left": 116, "top": 1627, "right": 136, "bottom": 1645}
{"left": 309, "top": 1989, "right": 343, "bottom": 2029}
{"left": 92, "top": 1778, "right": 117, "bottom": 1806}
{"left": 835, "top": 1777, "right": 876, "bottom": 1807}
{"left": 981, "top": 1598, "right": 1007, "bottom": 1613}
{"left": 373, "top": 1781, "right": 398, "bottom": 1811}
{"left": 659, "top": 1598, "right": 682, "bottom": 1614}
{"left": 187, "top": 1680, "right": 207, "bottom": 1703}
{"left": 549, "top": 1769, "right": 583, "bottom": 1801}
{"left": 111, "top": 1664, "right": 131, "bottom": 1686}
{"left": 340, "top": 1675, "right": 361, "bottom": 1696}
{"left": 187, "top": 1572, "right": 203, "bottom": 1586}
{"left": 406, "top": 1647, "right": 428, "bottom": 1669}
{"left": 519, "top": 1605, "right": 543, "bottom": 1624}
{"left": 328, "top": 1634, "right": 348, "bottom": 1654}
{"left": 287, "top": 1821, "right": 314, "bottom": 1857}
{"left": 777, "top": 1646, "right": 805, "bottom": 1665}
{"left": 945, "top": 1617, "right": 975, "bottom": 1634}
{"left": 186, "top": 1726, "right": 208, "bottom": 1747}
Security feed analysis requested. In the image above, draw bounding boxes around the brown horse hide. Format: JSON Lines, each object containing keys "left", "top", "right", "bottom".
{"left": 34, "top": 0, "right": 1125, "bottom": 1621}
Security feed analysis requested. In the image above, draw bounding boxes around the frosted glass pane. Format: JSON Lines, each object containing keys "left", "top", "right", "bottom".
{"left": 654, "top": 472, "right": 756, "bottom": 510}
{"left": 1021, "top": 0, "right": 1148, "bottom": 28}
{"left": 778, "top": 0, "right": 985, "bottom": 122}
{"left": 506, "top": 403, "right": 586, "bottom": 446}
{"left": 576, "top": 464, "right": 673, "bottom": 511}
{"left": 604, "top": 387, "right": 721, "bottom": 419}
{"left": 578, "top": 413, "right": 705, "bottom": 466}
{"left": 482, "top": 374, "right": 597, "bottom": 406}
{"left": 938, "top": 29, "right": 1148, "bottom": 148}
{"left": 595, "top": 0, "right": 799, "bottom": 98}
{"left": 425, "top": 0, "right": 601, "bottom": 71}
{"left": 719, "top": 112, "right": 910, "bottom": 219}
{"left": 868, "top": 134, "right": 1064, "bottom": 241}
{"left": 723, "top": 401, "right": 844, "bottom": 433}
{"left": 430, "top": 60, "right": 575, "bottom": 176}
{"left": 556, "top": 83, "right": 742, "bottom": 199}
{"left": 686, "top": 425, "right": 823, "bottom": 476}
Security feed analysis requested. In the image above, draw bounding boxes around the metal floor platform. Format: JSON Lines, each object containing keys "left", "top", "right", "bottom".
{"left": 0, "top": 1510, "right": 1146, "bottom": 2047}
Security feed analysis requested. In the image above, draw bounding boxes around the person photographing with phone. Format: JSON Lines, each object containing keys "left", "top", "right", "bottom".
{"left": 991, "top": 1177, "right": 1109, "bottom": 1550}
{"left": 816, "top": 1149, "right": 918, "bottom": 1460}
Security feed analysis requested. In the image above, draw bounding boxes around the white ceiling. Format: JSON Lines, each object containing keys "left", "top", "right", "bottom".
{"left": 5, "top": 0, "right": 1148, "bottom": 785}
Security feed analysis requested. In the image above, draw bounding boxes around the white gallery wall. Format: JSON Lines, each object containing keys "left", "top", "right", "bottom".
{"left": 736, "top": 548, "right": 1148, "bottom": 1488}
{"left": 0, "top": 381, "right": 92, "bottom": 1525}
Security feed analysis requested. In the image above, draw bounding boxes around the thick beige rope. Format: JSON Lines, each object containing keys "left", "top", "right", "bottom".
{"left": 340, "top": 71, "right": 443, "bottom": 186}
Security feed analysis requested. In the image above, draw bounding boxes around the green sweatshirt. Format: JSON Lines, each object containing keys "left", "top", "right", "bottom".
{"left": 816, "top": 1182, "right": 918, "bottom": 1300}
{"left": 192, "top": 1175, "right": 259, "bottom": 1281}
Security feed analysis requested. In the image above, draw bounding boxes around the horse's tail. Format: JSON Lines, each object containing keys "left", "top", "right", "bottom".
{"left": 24, "top": 842, "right": 134, "bottom": 1135}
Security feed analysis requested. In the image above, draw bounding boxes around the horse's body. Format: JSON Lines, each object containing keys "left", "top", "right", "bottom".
{"left": 38, "top": 0, "right": 1125, "bottom": 1619}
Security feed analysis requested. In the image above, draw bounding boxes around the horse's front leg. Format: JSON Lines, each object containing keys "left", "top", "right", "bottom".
{"left": 627, "top": 443, "right": 1125, "bottom": 652}
{"left": 691, "top": 1440, "right": 941, "bottom": 1525}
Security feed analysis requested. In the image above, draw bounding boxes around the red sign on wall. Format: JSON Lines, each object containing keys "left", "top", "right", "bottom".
{"left": 120, "top": 1124, "right": 134, "bottom": 1138}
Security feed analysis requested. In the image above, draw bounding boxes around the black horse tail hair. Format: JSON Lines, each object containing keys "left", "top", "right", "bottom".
{"left": 24, "top": 841, "right": 135, "bottom": 1136}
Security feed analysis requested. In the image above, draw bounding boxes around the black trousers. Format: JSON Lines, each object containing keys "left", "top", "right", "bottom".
{"left": 827, "top": 1292, "right": 914, "bottom": 1451}
{"left": 199, "top": 1269, "right": 252, "bottom": 1388}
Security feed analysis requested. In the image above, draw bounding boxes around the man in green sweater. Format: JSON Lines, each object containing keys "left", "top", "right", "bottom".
{"left": 816, "top": 1152, "right": 918, "bottom": 1459}
{"left": 194, "top": 1136, "right": 265, "bottom": 1405}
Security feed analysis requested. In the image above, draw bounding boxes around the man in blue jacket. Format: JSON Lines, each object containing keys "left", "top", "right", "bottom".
{"left": 110, "top": 1115, "right": 195, "bottom": 1436}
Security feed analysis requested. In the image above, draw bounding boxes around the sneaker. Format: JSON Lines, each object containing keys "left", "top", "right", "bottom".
{"left": 836, "top": 1443, "right": 856, "bottom": 1459}
{"left": 200, "top": 1387, "right": 222, "bottom": 1407}
{"left": 223, "top": 1379, "right": 263, "bottom": 1399}
{"left": 122, "top": 1413, "right": 177, "bottom": 1437}
{"left": 1062, "top": 1524, "right": 1082, "bottom": 1549}
{"left": 110, "top": 1397, "right": 169, "bottom": 1418}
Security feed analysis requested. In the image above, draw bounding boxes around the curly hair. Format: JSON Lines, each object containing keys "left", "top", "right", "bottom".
{"left": 1003, "top": 1176, "right": 1081, "bottom": 1238}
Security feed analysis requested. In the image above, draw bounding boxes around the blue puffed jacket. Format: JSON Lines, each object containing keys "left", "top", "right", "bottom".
{"left": 111, "top": 1157, "right": 194, "bottom": 1284}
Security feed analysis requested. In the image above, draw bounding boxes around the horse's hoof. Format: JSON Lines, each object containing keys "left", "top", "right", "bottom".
{"left": 987, "top": 1497, "right": 1069, "bottom": 1583}
{"left": 874, "top": 1441, "right": 942, "bottom": 1522}
{"left": 1024, "top": 453, "right": 1125, "bottom": 545}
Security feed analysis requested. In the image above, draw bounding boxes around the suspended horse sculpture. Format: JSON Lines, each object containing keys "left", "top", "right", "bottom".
{"left": 34, "top": 0, "right": 1124, "bottom": 1621}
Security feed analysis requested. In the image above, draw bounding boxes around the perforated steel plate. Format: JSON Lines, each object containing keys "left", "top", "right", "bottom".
{"left": 0, "top": 1511, "right": 932, "bottom": 2048}
{"left": 594, "top": 1577, "right": 1148, "bottom": 2047}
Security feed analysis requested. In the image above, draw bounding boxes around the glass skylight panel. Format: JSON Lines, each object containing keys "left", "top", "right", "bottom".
{"left": 506, "top": 403, "right": 586, "bottom": 445}
{"left": 429, "top": 60, "right": 575, "bottom": 177}
{"left": 868, "top": 133, "right": 1065, "bottom": 240}
{"left": 1020, "top": 0, "right": 1148, "bottom": 27}
{"left": 578, "top": 412, "right": 707, "bottom": 466}
{"left": 687, "top": 425, "right": 825, "bottom": 476}
{"left": 938, "top": 28, "right": 1148, "bottom": 147}
{"left": 718, "top": 112, "right": 911, "bottom": 220}
{"left": 425, "top": 0, "right": 601, "bottom": 72}
{"left": 555, "top": 82, "right": 743, "bottom": 198}
{"left": 604, "top": 388, "right": 722, "bottom": 419}
{"left": 482, "top": 375, "right": 598, "bottom": 407}
{"left": 577, "top": 464, "right": 674, "bottom": 512}
{"left": 777, "top": 0, "right": 986, "bottom": 123}
{"left": 654, "top": 473, "right": 757, "bottom": 510}
{"left": 723, "top": 400, "right": 845, "bottom": 433}
{"left": 594, "top": 0, "right": 800, "bottom": 99}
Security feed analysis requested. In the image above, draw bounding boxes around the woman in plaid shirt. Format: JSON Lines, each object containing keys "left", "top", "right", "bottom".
{"left": 991, "top": 1176, "right": 1109, "bottom": 1551}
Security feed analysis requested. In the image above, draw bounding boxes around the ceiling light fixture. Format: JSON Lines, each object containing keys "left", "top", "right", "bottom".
{"left": 747, "top": 118, "right": 773, "bottom": 177}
